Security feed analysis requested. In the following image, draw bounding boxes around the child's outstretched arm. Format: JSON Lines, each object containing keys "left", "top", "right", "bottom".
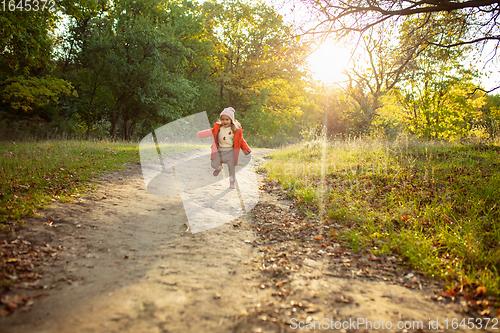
{"left": 241, "top": 136, "right": 251, "bottom": 155}
{"left": 197, "top": 129, "right": 212, "bottom": 139}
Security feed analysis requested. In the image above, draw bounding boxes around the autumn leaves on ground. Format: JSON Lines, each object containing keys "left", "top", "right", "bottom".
{"left": 263, "top": 136, "right": 500, "bottom": 316}
{"left": 1, "top": 137, "right": 500, "bottom": 320}
{"left": 0, "top": 140, "right": 140, "bottom": 315}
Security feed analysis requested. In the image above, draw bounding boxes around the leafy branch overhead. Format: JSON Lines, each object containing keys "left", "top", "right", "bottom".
{"left": 300, "top": 0, "right": 500, "bottom": 47}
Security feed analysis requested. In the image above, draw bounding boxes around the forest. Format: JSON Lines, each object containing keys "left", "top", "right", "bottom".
{"left": 1, "top": 0, "right": 500, "bottom": 145}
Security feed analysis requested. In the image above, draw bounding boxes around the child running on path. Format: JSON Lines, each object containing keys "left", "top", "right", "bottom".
{"left": 197, "top": 107, "right": 251, "bottom": 189}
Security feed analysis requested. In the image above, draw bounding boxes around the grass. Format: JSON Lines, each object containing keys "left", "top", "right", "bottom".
{"left": 0, "top": 140, "right": 140, "bottom": 229}
{"left": 0, "top": 139, "right": 204, "bottom": 230}
{"left": 263, "top": 136, "right": 500, "bottom": 300}
{"left": 245, "top": 133, "right": 299, "bottom": 149}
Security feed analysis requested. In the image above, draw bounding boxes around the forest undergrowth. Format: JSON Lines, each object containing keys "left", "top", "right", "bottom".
{"left": 263, "top": 136, "right": 500, "bottom": 312}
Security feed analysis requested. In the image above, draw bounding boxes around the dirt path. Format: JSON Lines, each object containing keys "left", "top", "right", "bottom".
{"left": 0, "top": 149, "right": 493, "bottom": 332}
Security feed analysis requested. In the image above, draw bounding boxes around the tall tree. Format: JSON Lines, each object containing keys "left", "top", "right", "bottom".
{"left": 65, "top": 0, "right": 206, "bottom": 139}
{"left": 0, "top": 9, "right": 57, "bottom": 77}
{"left": 296, "top": 0, "right": 500, "bottom": 90}
{"left": 0, "top": 7, "right": 77, "bottom": 125}
{"left": 339, "top": 20, "right": 427, "bottom": 133}
{"left": 329, "top": 12, "right": 482, "bottom": 135}
{"left": 201, "top": 0, "right": 309, "bottom": 118}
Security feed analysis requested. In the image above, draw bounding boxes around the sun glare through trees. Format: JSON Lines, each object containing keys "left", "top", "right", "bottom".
{"left": 307, "top": 41, "right": 352, "bottom": 86}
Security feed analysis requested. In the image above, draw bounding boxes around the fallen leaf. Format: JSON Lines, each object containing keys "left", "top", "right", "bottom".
{"left": 21, "top": 298, "right": 35, "bottom": 311}
{"left": 475, "top": 286, "right": 486, "bottom": 295}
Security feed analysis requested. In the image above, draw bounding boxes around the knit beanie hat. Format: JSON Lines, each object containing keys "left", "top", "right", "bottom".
{"left": 220, "top": 107, "right": 235, "bottom": 123}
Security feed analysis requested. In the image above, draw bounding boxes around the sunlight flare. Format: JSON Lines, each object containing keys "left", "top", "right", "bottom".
{"left": 308, "top": 41, "right": 352, "bottom": 85}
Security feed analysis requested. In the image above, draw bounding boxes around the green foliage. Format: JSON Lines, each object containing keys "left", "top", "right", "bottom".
{"left": 0, "top": 0, "right": 317, "bottom": 143}
{"left": 390, "top": 13, "right": 486, "bottom": 141}
{"left": 369, "top": 90, "right": 405, "bottom": 138}
{"left": 241, "top": 79, "right": 313, "bottom": 138}
{"left": 0, "top": 9, "right": 57, "bottom": 75}
{"left": 402, "top": 69, "right": 485, "bottom": 141}
{"left": 2, "top": 76, "right": 77, "bottom": 112}
{"left": 479, "top": 94, "right": 500, "bottom": 140}
{"left": 60, "top": 0, "right": 207, "bottom": 139}
{"left": 308, "top": 85, "right": 353, "bottom": 138}
{"left": 317, "top": 12, "right": 487, "bottom": 140}
{"left": 0, "top": 0, "right": 495, "bottom": 144}
{"left": 201, "top": 0, "right": 311, "bottom": 133}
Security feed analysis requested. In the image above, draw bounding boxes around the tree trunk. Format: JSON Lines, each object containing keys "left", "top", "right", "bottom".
{"left": 129, "top": 122, "right": 137, "bottom": 141}
{"left": 110, "top": 98, "right": 123, "bottom": 139}
{"left": 122, "top": 116, "right": 130, "bottom": 141}
{"left": 110, "top": 96, "right": 128, "bottom": 139}
{"left": 128, "top": 111, "right": 139, "bottom": 141}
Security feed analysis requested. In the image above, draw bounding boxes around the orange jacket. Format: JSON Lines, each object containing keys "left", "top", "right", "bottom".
{"left": 197, "top": 123, "right": 251, "bottom": 165}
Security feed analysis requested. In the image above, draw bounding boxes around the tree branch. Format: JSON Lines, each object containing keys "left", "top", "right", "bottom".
{"left": 427, "top": 35, "right": 500, "bottom": 47}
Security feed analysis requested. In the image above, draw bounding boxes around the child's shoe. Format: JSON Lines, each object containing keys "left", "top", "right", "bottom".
{"left": 229, "top": 181, "right": 235, "bottom": 189}
{"left": 213, "top": 166, "right": 223, "bottom": 176}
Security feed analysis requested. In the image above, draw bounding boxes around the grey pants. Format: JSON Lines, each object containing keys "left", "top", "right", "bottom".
{"left": 211, "top": 149, "right": 236, "bottom": 181}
